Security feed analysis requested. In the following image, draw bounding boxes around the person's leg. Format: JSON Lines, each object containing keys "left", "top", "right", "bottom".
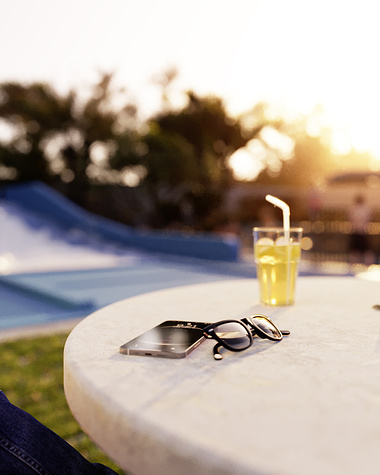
{"left": 0, "top": 391, "right": 117, "bottom": 474}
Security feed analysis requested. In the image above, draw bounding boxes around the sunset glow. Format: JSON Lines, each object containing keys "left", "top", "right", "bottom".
{"left": 1, "top": 0, "right": 380, "bottom": 172}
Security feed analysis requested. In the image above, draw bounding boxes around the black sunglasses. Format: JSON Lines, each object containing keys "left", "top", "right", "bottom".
{"left": 203, "top": 314, "right": 290, "bottom": 360}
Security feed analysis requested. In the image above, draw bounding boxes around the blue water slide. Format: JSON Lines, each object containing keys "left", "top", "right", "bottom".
{"left": 5, "top": 181, "right": 240, "bottom": 262}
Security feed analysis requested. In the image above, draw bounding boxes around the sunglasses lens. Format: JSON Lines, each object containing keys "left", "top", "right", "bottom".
{"left": 213, "top": 322, "right": 251, "bottom": 350}
{"left": 252, "top": 316, "right": 282, "bottom": 339}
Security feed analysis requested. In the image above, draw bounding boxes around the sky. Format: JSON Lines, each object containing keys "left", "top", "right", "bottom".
{"left": 1, "top": 0, "right": 380, "bottom": 173}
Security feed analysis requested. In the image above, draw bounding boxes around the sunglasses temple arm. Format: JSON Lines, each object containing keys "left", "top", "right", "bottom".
{"left": 213, "top": 343, "right": 223, "bottom": 360}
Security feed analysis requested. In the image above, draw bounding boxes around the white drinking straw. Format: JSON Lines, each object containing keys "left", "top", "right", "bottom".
{"left": 265, "top": 194, "right": 290, "bottom": 243}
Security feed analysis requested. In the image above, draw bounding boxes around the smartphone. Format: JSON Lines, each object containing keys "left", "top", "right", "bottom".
{"left": 119, "top": 320, "right": 210, "bottom": 358}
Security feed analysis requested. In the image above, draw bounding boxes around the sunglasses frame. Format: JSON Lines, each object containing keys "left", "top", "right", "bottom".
{"left": 203, "top": 319, "right": 253, "bottom": 354}
{"left": 241, "top": 314, "right": 284, "bottom": 341}
{"left": 203, "top": 315, "right": 288, "bottom": 360}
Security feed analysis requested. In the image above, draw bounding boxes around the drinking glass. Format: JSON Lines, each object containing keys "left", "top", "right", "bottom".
{"left": 253, "top": 227, "right": 303, "bottom": 306}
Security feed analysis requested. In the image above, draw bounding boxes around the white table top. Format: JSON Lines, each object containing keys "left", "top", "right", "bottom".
{"left": 64, "top": 276, "right": 380, "bottom": 475}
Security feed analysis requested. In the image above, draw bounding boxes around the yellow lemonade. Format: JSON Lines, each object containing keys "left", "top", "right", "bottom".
{"left": 255, "top": 242, "right": 301, "bottom": 306}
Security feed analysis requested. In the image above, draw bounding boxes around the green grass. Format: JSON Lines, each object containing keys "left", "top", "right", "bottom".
{"left": 0, "top": 332, "right": 125, "bottom": 474}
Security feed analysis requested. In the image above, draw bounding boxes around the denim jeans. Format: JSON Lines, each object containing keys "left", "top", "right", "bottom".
{"left": 0, "top": 391, "right": 117, "bottom": 474}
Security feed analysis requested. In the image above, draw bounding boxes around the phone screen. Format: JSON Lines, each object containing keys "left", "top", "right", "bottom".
{"left": 120, "top": 320, "right": 209, "bottom": 358}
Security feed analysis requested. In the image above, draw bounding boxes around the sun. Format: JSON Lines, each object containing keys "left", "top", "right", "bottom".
{"left": 228, "top": 148, "right": 263, "bottom": 181}
{"left": 228, "top": 127, "right": 295, "bottom": 181}
{"left": 223, "top": 0, "right": 380, "bottom": 170}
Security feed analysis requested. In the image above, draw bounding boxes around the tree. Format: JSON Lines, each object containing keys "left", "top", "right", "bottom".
{"left": 153, "top": 92, "right": 249, "bottom": 185}
{"left": 2, "top": 73, "right": 323, "bottom": 230}
{"left": 109, "top": 90, "right": 265, "bottom": 228}
{"left": 0, "top": 82, "right": 74, "bottom": 182}
{"left": 0, "top": 74, "right": 138, "bottom": 206}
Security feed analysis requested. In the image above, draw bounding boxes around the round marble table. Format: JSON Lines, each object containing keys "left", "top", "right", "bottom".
{"left": 64, "top": 277, "right": 380, "bottom": 475}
